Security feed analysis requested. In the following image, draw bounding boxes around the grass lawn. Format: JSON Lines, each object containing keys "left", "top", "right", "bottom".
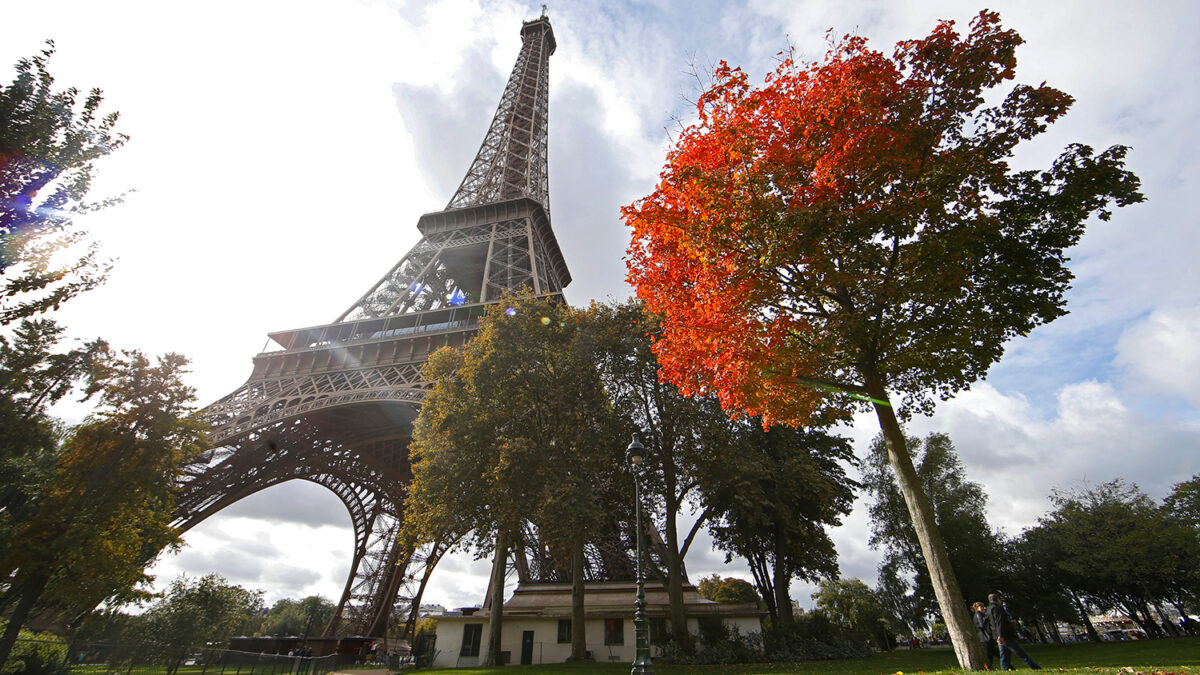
{"left": 428, "top": 637, "right": 1200, "bottom": 674}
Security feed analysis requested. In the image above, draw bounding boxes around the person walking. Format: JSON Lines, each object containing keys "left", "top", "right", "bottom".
{"left": 973, "top": 602, "right": 999, "bottom": 670}
{"left": 987, "top": 593, "right": 1040, "bottom": 670}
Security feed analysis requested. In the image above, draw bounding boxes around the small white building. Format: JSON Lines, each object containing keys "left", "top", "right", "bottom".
{"left": 431, "top": 581, "right": 763, "bottom": 669}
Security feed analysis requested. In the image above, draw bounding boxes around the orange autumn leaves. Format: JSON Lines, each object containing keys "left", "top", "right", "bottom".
{"left": 622, "top": 11, "right": 1082, "bottom": 427}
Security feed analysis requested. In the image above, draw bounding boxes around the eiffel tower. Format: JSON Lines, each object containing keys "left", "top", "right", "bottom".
{"left": 174, "top": 13, "right": 571, "bottom": 639}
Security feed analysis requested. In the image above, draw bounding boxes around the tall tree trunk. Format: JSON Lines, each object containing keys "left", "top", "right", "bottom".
{"left": 662, "top": 480, "right": 688, "bottom": 640}
{"left": 0, "top": 573, "right": 50, "bottom": 668}
{"left": 483, "top": 532, "right": 508, "bottom": 667}
{"left": 1170, "top": 600, "right": 1191, "bottom": 634}
{"left": 747, "top": 551, "right": 776, "bottom": 622}
{"left": 1046, "top": 621, "right": 1062, "bottom": 644}
{"left": 1152, "top": 601, "right": 1180, "bottom": 638}
{"left": 862, "top": 368, "right": 985, "bottom": 670}
{"left": 1139, "top": 601, "right": 1163, "bottom": 638}
{"left": 1121, "top": 600, "right": 1152, "bottom": 637}
{"left": 1069, "top": 591, "right": 1101, "bottom": 642}
{"left": 771, "top": 524, "right": 793, "bottom": 628}
{"left": 570, "top": 541, "right": 587, "bottom": 660}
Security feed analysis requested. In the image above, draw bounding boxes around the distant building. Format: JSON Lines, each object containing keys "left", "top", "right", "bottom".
{"left": 431, "top": 581, "right": 763, "bottom": 669}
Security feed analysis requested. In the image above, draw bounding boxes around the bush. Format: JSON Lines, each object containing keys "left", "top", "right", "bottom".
{"left": 656, "top": 625, "right": 761, "bottom": 665}
{"left": 761, "top": 613, "right": 874, "bottom": 662}
{"left": 1, "top": 630, "right": 68, "bottom": 675}
{"left": 651, "top": 613, "right": 871, "bottom": 665}
{"left": 412, "top": 618, "right": 438, "bottom": 668}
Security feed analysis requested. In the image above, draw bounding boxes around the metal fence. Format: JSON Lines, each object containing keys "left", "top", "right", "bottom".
{"left": 6, "top": 639, "right": 360, "bottom": 675}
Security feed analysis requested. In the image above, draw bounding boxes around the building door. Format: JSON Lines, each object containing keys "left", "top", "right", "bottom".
{"left": 521, "top": 630, "right": 535, "bottom": 664}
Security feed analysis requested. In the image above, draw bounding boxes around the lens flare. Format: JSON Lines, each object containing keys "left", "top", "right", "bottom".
{"left": 541, "top": 317, "right": 551, "bottom": 325}
{"left": 506, "top": 307, "right": 517, "bottom": 316}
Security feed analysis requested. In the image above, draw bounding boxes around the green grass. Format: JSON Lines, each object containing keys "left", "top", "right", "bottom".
{"left": 430, "top": 637, "right": 1200, "bottom": 674}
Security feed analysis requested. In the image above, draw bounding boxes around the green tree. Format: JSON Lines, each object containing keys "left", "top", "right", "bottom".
{"left": 704, "top": 423, "right": 857, "bottom": 626}
{"left": 143, "top": 574, "right": 264, "bottom": 662}
{"left": 1036, "top": 480, "right": 1200, "bottom": 638}
{"left": 1162, "top": 474, "right": 1200, "bottom": 616}
{"left": 0, "top": 620, "right": 67, "bottom": 675}
{"left": 862, "top": 432, "right": 1004, "bottom": 628}
{"left": 1004, "top": 527, "right": 1083, "bottom": 643}
{"left": 1164, "top": 474, "right": 1200, "bottom": 532}
{"left": 1, "top": 42, "right": 126, "bottom": 324}
{"left": 0, "top": 350, "right": 208, "bottom": 666}
{"left": 587, "top": 299, "right": 742, "bottom": 640}
{"left": 67, "top": 608, "right": 144, "bottom": 647}
{"left": 622, "top": 11, "right": 1143, "bottom": 668}
{"left": 812, "top": 578, "right": 894, "bottom": 649}
{"left": 696, "top": 575, "right": 759, "bottom": 605}
{"left": 412, "top": 617, "right": 438, "bottom": 666}
{"left": 262, "top": 595, "right": 334, "bottom": 637}
{"left": 0, "top": 319, "right": 106, "bottom": 556}
{"left": 405, "top": 294, "right": 622, "bottom": 664}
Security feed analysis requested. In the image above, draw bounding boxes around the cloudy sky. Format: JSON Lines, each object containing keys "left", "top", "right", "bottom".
{"left": 3, "top": 0, "right": 1198, "bottom": 614}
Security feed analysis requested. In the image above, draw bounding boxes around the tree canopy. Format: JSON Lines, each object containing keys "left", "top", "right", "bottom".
{"left": 812, "top": 578, "right": 895, "bottom": 649}
{"left": 586, "top": 299, "right": 741, "bottom": 638}
{"left": 622, "top": 11, "right": 1142, "bottom": 668}
{"left": 143, "top": 574, "right": 264, "bottom": 650}
{"left": 404, "top": 294, "right": 625, "bottom": 663}
{"left": 623, "top": 11, "right": 1142, "bottom": 426}
{"left": 696, "top": 574, "right": 759, "bottom": 605}
{"left": 1, "top": 42, "right": 126, "bottom": 323}
{"left": 261, "top": 596, "right": 335, "bottom": 637}
{"left": 0, "top": 346, "right": 207, "bottom": 664}
{"left": 705, "top": 422, "right": 857, "bottom": 625}
{"left": 1027, "top": 479, "right": 1200, "bottom": 638}
{"left": 0, "top": 319, "right": 106, "bottom": 553}
{"left": 1164, "top": 474, "right": 1200, "bottom": 532}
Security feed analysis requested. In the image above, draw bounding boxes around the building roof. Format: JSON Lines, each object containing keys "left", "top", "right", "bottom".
{"left": 435, "top": 581, "right": 763, "bottom": 621}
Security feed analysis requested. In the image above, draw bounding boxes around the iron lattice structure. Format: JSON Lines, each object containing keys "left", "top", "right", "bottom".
{"left": 175, "top": 14, "right": 664, "bottom": 639}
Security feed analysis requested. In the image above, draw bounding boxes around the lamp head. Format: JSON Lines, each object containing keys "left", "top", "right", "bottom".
{"left": 626, "top": 433, "right": 646, "bottom": 467}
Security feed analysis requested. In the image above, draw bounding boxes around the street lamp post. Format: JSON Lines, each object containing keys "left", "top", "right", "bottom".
{"left": 627, "top": 433, "right": 654, "bottom": 675}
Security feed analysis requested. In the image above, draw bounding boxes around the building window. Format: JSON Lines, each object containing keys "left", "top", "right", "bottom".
{"left": 460, "top": 623, "right": 483, "bottom": 657}
{"left": 557, "top": 619, "right": 572, "bottom": 644}
{"left": 604, "top": 618, "right": 625, "bottom": 646}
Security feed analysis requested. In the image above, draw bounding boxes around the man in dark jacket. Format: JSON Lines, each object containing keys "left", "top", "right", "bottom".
{"left": 973, "top": 601, "right": 999, "bottom": 669}
{"left": 987, "top": 593, "right": 1040, "bottom": 670}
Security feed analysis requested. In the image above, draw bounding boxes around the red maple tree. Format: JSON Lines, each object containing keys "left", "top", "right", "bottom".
{"left": 624, "top": 11, "right": 1142, "bottom": 669}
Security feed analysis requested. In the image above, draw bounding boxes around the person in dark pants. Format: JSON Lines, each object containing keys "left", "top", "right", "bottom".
{"left": 973, "top": 601, "right": 999, "bottom": 670}
{"left": 987, "top": 593, "right": 1040, "bottom": 670}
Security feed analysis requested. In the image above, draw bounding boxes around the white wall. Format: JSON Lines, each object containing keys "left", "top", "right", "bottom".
{"left": 432, "top": 613, "right": 764, "bottom": 668}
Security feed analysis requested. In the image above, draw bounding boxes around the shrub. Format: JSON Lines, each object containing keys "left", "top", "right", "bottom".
{"left": 761, "top": 613, "right": 874, "bottom": 662}
{"left": 656, "top": 624, "right": 761, "bottom": 665}
{"left": 412, "top": 618, "right": 438, "bottom": 668}
{"left": 652, "top": 613, "right": 871, "bottom": 665}
{"left": 0, "top": 630, "right": 68, "bottom": 675}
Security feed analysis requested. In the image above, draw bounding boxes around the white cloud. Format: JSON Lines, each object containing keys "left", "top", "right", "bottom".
{"left": 902, "top": 380, "right": 1198, "bottom": 533}
{"left": 148, "top": 489, "right": 355, "bottom": 607}
{"left": 1115, "top": 307, "right": 1200, "bottom": 407}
